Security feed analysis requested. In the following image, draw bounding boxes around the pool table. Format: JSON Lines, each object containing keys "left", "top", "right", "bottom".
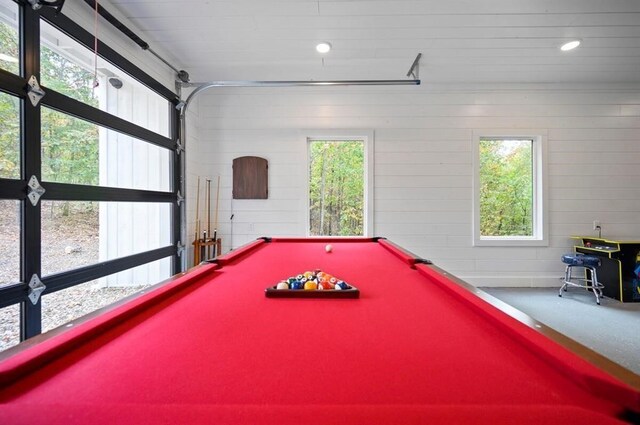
{"left": 0, "top": 237, "right": 638, "bottom": 424}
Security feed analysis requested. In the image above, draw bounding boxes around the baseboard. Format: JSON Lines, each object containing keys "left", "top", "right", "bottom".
{"left": 459, "top": 275, "right": 562, "bottom": 288}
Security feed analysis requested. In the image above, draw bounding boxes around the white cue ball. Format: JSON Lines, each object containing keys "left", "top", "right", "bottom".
{"left": 325, "top": 244, "right": 332, "bottom": 253}
{"left": 276, "top": 281, "right": 289, "bottom": 290}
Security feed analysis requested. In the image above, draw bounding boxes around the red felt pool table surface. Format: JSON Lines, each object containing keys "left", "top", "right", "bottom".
{"left": 0, "top": 237, "right": 638, "bottom": 424}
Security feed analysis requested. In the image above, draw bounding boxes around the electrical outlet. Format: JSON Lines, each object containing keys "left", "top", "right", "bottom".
{"left": 593, "top": 220, "right": 601, "bottom": 230}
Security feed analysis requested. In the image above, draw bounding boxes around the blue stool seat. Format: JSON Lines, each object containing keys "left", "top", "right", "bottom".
{"left": 559, "top": 253, "right": 603, "bottom": 304}
{"left": 561, "top": 253, "right": 601, "bottom": 268}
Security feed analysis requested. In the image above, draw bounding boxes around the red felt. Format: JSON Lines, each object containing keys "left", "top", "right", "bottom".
{"left": 0, "top": 262, "right": 218, "bottom": 387}
{"left": 0, "top": 239, "right": 637, "bottom": 424}
{"left": 0, "top": 404, "right": 631, "bottom": 425}
{"left": 414, "top": 264, "right": 640, "bottom": 411}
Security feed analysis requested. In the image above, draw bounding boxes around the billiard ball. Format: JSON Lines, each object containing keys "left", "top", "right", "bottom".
{"left": 325, "top": 244, "right": 332, "bottom": 253}
{"left": 336, "top": 282, "right": 350, "bottom": 290}
{"left": 304, "top": 281, "right": 317, "bottom": 290}
{"left": 290, "top": 281, "right": 303, "bottom": 290}
{"left": 276, "top": 281, "right": 289, "bottom": 290}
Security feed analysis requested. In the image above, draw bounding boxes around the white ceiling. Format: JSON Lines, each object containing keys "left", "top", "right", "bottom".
{"left": 106, "top": 0, "right": 640, "bottom": 84}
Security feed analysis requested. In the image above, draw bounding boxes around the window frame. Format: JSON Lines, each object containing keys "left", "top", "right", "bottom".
{"left": 302, "top": 130, "right": 374, "bottom": 237}
{"left": 0, "top": 1, "right": 182, "bottom": 341}
{"left": 472, "top": 131, "right": 548, "bottom": 247}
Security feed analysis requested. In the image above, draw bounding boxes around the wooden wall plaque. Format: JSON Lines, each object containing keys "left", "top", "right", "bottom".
{"left": 232, "top": 156, "right": 268, "bottom": 199}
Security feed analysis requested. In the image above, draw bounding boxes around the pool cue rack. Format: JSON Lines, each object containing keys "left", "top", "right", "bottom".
{"left": 193, "top": 237, "right": 222, "bottom": 265}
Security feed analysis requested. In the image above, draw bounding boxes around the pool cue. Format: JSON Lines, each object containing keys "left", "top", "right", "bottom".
{"left": 194, "top": 177, "right": 200, "bottom": 240}
{"left": 212, "top": 175, "right": 220, "bottom": 257}
{"left": 202, "top": 229, "right": 207, "bottom": 260}
{"left": 230, "top": 196, "right": 234, "bottom": 252}
{"left": 194, "top": 177, "right": 201, "bottom": 264}
{"left": 206, "top": 178, "right": 211, "bottom": 258}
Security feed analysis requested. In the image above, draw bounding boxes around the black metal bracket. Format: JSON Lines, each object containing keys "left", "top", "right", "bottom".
{"left": 201, "top": 258, "right": 220, "bottom": 265}
{"left": 258, "top": 237, "right": 273, "bottom": 243}
{"left": 414, "top": 258, "right": 433, "bottom": 265}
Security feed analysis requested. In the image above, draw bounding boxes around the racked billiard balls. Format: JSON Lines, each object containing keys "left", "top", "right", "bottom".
{"left": 336, "top": 281, "right": 350, "bottom": 290}
{"left": 319, "top": 281, "right": 332, "bottom": 290}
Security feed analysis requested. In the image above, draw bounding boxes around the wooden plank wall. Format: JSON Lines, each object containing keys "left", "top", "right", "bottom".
{"left": 185, "top": 83, "right": 640, "bottom": 287}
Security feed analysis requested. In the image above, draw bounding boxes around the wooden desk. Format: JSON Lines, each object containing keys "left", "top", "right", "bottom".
{"left": 572, "top": 236, "right": 640, "bottom": 302}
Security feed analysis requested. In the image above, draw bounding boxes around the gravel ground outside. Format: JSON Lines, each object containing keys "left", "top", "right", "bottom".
{"left": 1, "top": 284, "right": 148, "bottom": 351}
{"left": 0, "top": 200, "right": 149, "bottom": 352}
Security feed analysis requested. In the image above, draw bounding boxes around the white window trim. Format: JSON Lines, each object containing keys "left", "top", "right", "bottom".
{"left": 472, "top": 131, "right": 548, "bottom": 247}
{"left": 301, "top": 130, "right": 374, "bottom": 237}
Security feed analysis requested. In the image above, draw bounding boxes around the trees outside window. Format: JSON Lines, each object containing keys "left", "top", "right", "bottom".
{"left": 308, "top": 140, "right": 365, "bottom": 236}
{"left": 473, "top": 135, "right": 547, "bottom": 246}
{"left": 479, "top": 139, "right": 533, "bottom": 237}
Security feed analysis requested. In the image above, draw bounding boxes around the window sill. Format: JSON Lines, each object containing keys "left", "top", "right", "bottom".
{"left": 474, "top": 237, "right": 548, "bottom": 247}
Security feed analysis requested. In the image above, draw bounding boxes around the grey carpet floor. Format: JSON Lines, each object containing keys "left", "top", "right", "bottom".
{"left": 481, "top": 287, "right": 640, "bottom": 375}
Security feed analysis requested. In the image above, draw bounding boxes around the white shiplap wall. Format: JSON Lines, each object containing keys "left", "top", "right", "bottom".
{"left": 186, "top": 83, "right": 640, "bottom": 287}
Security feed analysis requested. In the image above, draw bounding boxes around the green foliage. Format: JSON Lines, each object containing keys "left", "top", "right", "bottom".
{"left": 0, "top": 21, "right": 20, "bottom": 179}
{"left": 0, "top": 20, "right": 19, "bottom": 75}
{"left": 479, "top": 139, "right": 533, "bottom": 236}
{"left": 0, "top": 93, "right": 19, "bottom": 179}
{"left": 0, "top": 21, "right": 99, "bottom": 186}
{"left": 41, "top": 45, "right": 99, "bottom": 108}
{"left": 41, "top": 108, "right": 99, "bottom": 185}
{"left": 309, "top": 141, "right": 364, "bottom": 236}
{"left": 40, "top": 45, "right": 99, "bottom": 186}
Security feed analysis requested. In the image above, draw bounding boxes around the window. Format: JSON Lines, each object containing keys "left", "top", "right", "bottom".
{"left": 0, "top": 304, "right": 19, "bottom": 351}
{"left": 40, "top": 21, "right": 170, "bottom": 137}
{"left": 473, "top": 134, "right": 547, "bottom": 246}
{"left": 0, "top": 200, "right": 19, "bottom": 288}
{"left": 0, "top": 2, "right": 180, "bottom": 347}
{"left": 41, "top": 108, "right": 171, "bottom": 191}
{"left": 0, "top": 0, "right": 19, "bottom": 75}
{"left": 0, "top": 92, "right": 19, "bottom": 179}
{"left": 306, "top": 132, "right": 374, "bottom": 236}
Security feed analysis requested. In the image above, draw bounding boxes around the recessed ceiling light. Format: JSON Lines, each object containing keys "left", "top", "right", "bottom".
{"left": 0, "top": 53, "right": 18, "bottom": 63}
{"left": 560, "top": 40, "right": 581, "bottom": 51}
{"left": 316, "top": 42, "right": 332, "bottom": 54}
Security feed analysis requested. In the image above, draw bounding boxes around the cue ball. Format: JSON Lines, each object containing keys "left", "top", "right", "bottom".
{"left": 325, "top": 244, "right": 332, "bottom": 253}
